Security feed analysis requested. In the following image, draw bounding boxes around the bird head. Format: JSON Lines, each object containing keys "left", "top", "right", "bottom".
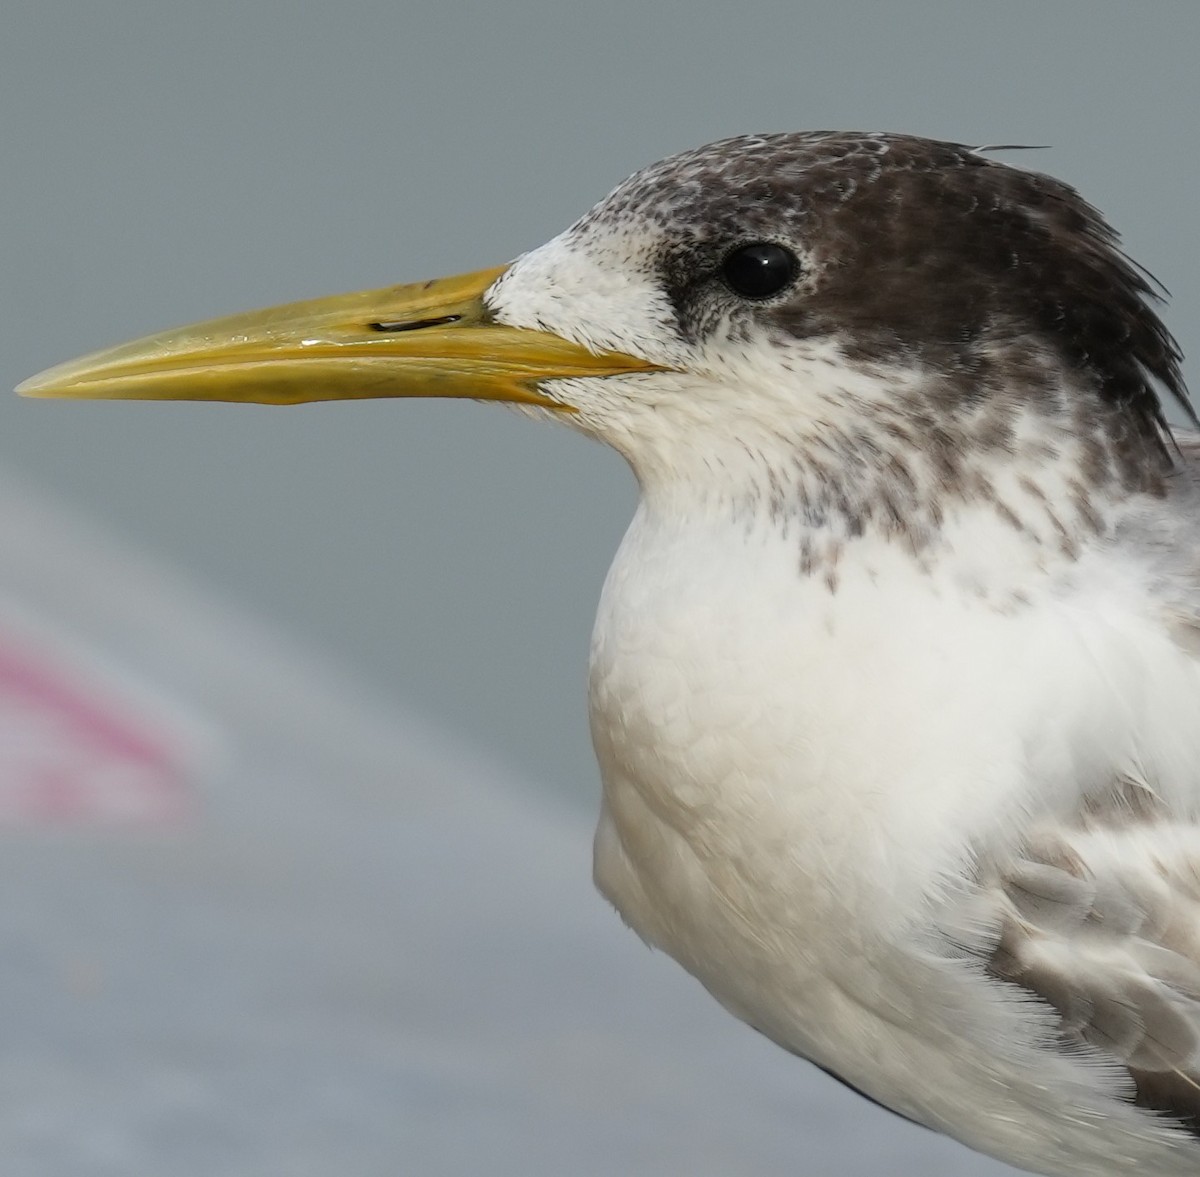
{"left": 19, "top": 132, "right": 1189, "bottom": 542}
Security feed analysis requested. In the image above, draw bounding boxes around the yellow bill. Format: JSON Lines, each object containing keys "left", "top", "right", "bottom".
{"left": 17, "top": 265, "right": 659, "bottom": 408}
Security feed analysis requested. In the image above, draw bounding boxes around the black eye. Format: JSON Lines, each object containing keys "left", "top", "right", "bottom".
{"left": 720, "top": 243, "right": 798, "bottom": 300}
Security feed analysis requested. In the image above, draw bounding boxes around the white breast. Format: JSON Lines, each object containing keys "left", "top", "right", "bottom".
{"left": 586, "top": 499, "right": 1200, "bottom": 1172}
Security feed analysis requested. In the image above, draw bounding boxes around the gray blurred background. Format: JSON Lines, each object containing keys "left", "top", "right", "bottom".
{"left": 5, "top": 0, "right": 1199, "bottom": 798}
{"left": 1, "top": 3, "right": 1199, "bottom": 1174}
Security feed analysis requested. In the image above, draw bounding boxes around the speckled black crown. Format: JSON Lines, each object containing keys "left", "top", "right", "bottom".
{"left": 597, "top": 132, "right": 1192, "bottom": 485}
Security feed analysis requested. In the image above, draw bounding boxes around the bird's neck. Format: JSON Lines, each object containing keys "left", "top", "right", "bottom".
{"left": 620, "top": 389, "right": 1167, "bottom": 595}
{"left": 637, "top": 474, "right": 1065, "bottom": 598}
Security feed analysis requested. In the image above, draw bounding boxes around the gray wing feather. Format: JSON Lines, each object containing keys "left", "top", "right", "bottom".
{"left": 984, "top": 787, "right": 1200, "bottom": 1136}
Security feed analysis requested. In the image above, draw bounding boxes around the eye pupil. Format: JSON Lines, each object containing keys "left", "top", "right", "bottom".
{"left": 721, "top": 243, "right": 798, "bottom": 299}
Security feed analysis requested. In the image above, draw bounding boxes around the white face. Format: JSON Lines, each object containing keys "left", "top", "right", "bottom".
{"left": 487, "top": 225, "right": 687, "bottom": 370}
{"left": 484, "top": 217, "right": 921, "bottom": 502}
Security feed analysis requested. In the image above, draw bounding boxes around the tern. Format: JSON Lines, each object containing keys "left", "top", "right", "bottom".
{"left": 20, "top": 131, "right": 1200, "bottom": 1176}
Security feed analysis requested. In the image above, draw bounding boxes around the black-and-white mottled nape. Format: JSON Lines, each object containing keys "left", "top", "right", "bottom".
{"left": 489, "top": 132, "right": 1200, "bottom": 1177}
